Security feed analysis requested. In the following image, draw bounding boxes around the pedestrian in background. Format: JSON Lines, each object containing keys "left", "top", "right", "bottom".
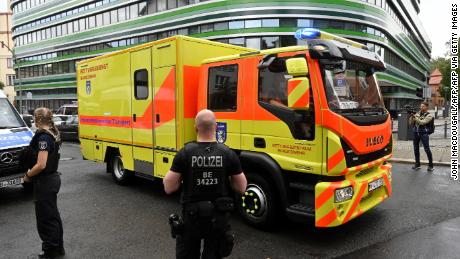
{"left": 409, "top": 101, "right": 434, "bottom": 171}
{"left": 164, "top": 109, "right": 247, "bottom": 259}
{"left": 23, "top": 108, "right": 65, "bottom": 259}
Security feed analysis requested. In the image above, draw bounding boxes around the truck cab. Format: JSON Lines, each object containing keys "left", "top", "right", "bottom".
{"left": 0, "top": 91, "right": 33, "bottom": 190}
{"left": 198, "top": 29, "right": 392, "bottom": 228}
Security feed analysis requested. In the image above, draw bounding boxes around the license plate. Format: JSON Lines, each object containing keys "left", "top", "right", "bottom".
{"left": 368, "top": 178, "right": 384, "bottom": 192}
{"left": 0, "top": 178, "right": 23, "bottom": 188}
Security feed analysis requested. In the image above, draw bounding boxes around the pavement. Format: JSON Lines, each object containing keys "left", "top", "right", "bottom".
{"left": 390, "top": 117, "right": 451, "bottom": 166}
{"left": 1, "top": 143, "right": 460, "bottom": 259}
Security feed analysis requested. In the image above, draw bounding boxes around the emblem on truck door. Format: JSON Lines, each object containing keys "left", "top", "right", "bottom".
{"left": 86, "top": 80, "right": 91, "bottom": 95}
{"left": 216, "top": 122, "right": 227, "bottom": 144}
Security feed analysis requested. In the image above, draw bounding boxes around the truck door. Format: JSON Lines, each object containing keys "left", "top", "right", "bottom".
{"left": 205, "top": 61, "right": 242, "bottom": 150}
{"left": 130, "top": 47, "right": 154, "bottom": 175}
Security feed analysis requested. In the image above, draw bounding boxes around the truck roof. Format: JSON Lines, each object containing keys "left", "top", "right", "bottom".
{"left": 202, "top": 45, "right": 309, "bottom": 64}
{"left": 77, "top": 35, "right": 253, "bottom": 65}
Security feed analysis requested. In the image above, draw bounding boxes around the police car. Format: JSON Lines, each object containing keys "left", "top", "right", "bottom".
{"left": 0, "top": 91, "right": 33, "bottom": 189}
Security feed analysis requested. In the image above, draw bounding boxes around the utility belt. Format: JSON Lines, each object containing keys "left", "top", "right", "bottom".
{"left": 183, "top": 197, "right": 234, "bottom": 219}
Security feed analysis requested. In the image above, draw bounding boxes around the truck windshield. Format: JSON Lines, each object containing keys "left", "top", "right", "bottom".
{"left": 0, "top": 98, "right": 26, "bottom": 128}
{"left": 322, "top": 61, "right": 384, "bottom": 113}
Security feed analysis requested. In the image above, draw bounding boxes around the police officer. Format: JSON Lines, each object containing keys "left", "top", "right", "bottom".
{"left": 409, "top": 101, "right": 434, "bottom": 171}
{"left": 164, "top": 109, "right": 247, "bottom": 259}
{"left": 23, "top": 108, "right": 64, "bottom": 259}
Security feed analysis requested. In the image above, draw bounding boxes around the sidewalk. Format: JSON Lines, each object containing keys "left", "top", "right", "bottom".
{"left": 390, "top": 116, "right": 451, "bottom": 166}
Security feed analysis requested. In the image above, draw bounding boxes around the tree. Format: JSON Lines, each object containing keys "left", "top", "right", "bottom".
{"left": 430, "top": 40, "right": 460, "bottom": 102}
{"left": 0, "top": 81, "right": 5, "bottom": 90}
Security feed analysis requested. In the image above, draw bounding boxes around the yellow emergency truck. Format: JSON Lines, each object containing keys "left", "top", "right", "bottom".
{"left": 78, "top": 29, "right": 393, "bottom": 229}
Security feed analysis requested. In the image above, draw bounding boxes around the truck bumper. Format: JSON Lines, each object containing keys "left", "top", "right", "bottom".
{"left": 315, "top": 163, "right": 392, "bottom": 227}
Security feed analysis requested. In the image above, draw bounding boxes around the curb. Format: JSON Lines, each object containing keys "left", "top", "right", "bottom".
{"left": 389, "top": 158, "right": 450, "bottom": 167}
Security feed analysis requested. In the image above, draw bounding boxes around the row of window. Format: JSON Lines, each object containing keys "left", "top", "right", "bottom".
{"left": 15, "top": 1, "right": 149, "bottom": 47}
{"left": 384, "top": 48, "right": 425, "bottom": 82}
{"left": 16, "top": 60, "right": 78, "bottom": 79}
{"left": 14, "top": 0, "right": 210, "bottom": 34}
{"left": 16, "top": 17, "right": 388, "bottom": 63}
{"left": 17, "top": 99, "right": 73, "bottom": 112}
{"left": 11, "top": 0, "right": 52, "bottom": 14}
{"left": 14, "top": 0, "right": 119, "bottom": 32}
{"left": 17, "top": 88, "right": 77, "bottom": 96}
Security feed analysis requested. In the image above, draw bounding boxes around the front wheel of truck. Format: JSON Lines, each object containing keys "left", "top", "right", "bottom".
{"left": 110, "top": 153, "right": 132, "bottom": 185}
{"left": 237, "top": 174, "right": 279, "bottom": 230}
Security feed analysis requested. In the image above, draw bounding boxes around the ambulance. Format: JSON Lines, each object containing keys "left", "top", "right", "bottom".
{"left": 0, "top": 90, "right": 33, "bottom": 190}
{"left": 78, "top": 29, "right": 393, "bottom": 228}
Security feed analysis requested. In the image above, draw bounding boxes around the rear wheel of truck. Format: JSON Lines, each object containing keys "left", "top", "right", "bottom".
{"left": 237, "top": 174, "right": 279, "bottom": 230}
{"left": 110, "top": 153, "right": 132, "bottom": 185}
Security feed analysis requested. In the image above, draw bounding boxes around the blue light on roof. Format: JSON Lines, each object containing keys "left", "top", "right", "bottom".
{"left": 295, "top": 28, "right": 321, "bottom": 40}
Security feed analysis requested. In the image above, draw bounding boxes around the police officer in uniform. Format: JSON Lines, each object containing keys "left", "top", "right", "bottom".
{"left": 164, "top": 109, "right": 247, "bottom": 259}
{"left": 23, "top": 108, "right": 64, "bottom": 259}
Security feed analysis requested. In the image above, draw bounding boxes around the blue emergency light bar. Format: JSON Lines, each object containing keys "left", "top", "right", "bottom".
{"left": 295, "top": 28, "right": 321, "bottom": 40}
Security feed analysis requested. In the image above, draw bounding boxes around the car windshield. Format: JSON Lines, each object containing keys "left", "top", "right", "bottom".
{"left": 322, "top": 61, "right": 384, "bottom": 112}
{"left": 0, "top": 98, "right": 26, "bottom": 128}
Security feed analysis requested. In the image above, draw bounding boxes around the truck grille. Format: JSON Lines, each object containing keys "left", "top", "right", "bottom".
{"left": 0, "top": 147, "right": 26, "bottom": 178}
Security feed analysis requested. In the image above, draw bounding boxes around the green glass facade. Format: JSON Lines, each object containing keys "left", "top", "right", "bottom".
{"left": 11, "top": 0, "right": 431, "bottom": 113}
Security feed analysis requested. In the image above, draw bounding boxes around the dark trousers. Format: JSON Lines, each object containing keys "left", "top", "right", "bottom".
{"left": 413, "top": 132, "right": 433, "bottom": 167}
{"left": 176, "top": 213, "right": 230, "bottom": 259}
{"left": 33, "top": 174, "right": 64, "bottom": 252}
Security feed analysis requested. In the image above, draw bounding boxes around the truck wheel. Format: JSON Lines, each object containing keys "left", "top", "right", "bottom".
{"left": 110, "top": 153, "right": 132, "bottom": 185}
{"left": 237, "top": 174, "right": 279, "bottom": 230}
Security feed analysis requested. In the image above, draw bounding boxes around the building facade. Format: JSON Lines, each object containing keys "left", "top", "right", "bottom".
{"left": 0, "top": 10, "right": 16, "bottom": 104}
{"left": 10, "top": 0, "right": 431, "bottom": 113}
{"left": 429, "top": 68, "right": 444, "bottom": 108}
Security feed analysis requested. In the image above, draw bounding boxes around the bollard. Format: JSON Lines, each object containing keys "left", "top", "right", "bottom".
{"left": 444, "top": 121, "right": 448, "bottom": 139}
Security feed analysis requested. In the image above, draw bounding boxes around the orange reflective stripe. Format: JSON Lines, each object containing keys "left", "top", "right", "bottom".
{"left": 154, "top": 67, "right": 176, "bottom": 128}
{"left": 328, "top": 149, "right": 345, "bottom": 172}
{"left": 317, "top": 209, "right": 337, "bottom": 227}
{"left": 287, "top": 79, "right": 301, "bottom": 95}
{"left": 382, "top": 173, "right": 392, "bottom": 196}
{"left": 343, "top": 181, "right": 367, "bottom": 223}
{"left": 315, "top": 183, "right": 340, "bottom": 210}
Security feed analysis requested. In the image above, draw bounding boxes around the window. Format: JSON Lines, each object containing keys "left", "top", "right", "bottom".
{"left": 229, "top": 21, "right": 244, "bottom": 29}
{"left": 111, "top": 9, "right": 118, "bottom": 23}
{"left": 246, "top": 38, "right": 261, "bottom": 49}
{"left": 261, "top": 36, "right": 279, "bottom": 49}
{"left": 258, "top": 57, "right": 314, "bottom": 140}
{"left": 200, "top": 24, "right": 214, "bottom": 33}
{"left": 262, "top": 19, "right": 279, "bottom": 27}
{"left": 208, "top": 64, "right": 238, "bottom": 111}
{"left": 73, "top": 20, "right": 79, "bottom": 32}
{"left": 245, "top": 20, "right": 261, "bottom": 28}
{"left": 79, "top": 18, "right": 86, "bottom": 31}
{"left": 157, "top": 0, "right": 167, "bottom": 11}
{"left": 6, "top": 74, "right": 15, "bottom": 86}
{"left": 103, "top": 12, "right": 110, "bottom": 25}
{"left": 214, "top": 22, "right": 228, "bottom": 31}
{"left": 7, "top": 58, "right": 13, "bottom": 68}
{"left": 118, "top": 7, "right": 127, "bottom": 22}
{"left": 96, "top": 13, "right": 103, "bottom": 26}
{"left": 139, "top": 1, "right": 148, "bottom": 16}
{"left": 134, "top": 69, "right": 149, "bottom": 99}
{"left": 88, "top": 16, "right": 96, "bottom": 29}
{"left": 229, "top": 37, "right": 244, "bottom": 46}
{"left": 178, "top": 0, "right": 188, "bottom": 7}
{"left": 168, "top": 0, "right": 177, "bottom": 9}
{"left": 130, "top": 4, "right": 139, "bottom": 19}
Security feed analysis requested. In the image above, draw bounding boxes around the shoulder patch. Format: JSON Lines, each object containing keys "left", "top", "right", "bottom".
{"left": 39, "top": 141, "right": 48, "bottom": 150}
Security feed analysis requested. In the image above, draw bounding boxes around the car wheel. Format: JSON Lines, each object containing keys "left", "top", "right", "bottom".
{"left": 110, "top": 153, "right": 132, "bottom": 185}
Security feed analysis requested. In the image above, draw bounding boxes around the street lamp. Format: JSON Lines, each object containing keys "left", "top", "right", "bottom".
{"left": 1, "top": 40, "right": 22, "bottom": 114}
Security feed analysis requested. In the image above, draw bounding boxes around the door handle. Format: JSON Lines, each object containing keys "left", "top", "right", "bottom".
{"left": 133, "top": 114, "right": 137, "bottom": 122}
{"left": 254, "top": 137, "right": 266, "bottom": 148}
{"left": 156, "top": 114, "right": 160, "bottom": 123}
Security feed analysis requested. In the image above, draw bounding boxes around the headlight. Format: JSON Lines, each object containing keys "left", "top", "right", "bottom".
{"left": 334, "top": 186, "right": 354, "bottom": 203}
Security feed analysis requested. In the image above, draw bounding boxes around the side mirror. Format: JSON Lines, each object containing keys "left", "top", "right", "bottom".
{"left": 286, "top": 58, "right": 310, "bottom": 110}
{"left": 286, "top": 58, "right": 308, "bottom": 76}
